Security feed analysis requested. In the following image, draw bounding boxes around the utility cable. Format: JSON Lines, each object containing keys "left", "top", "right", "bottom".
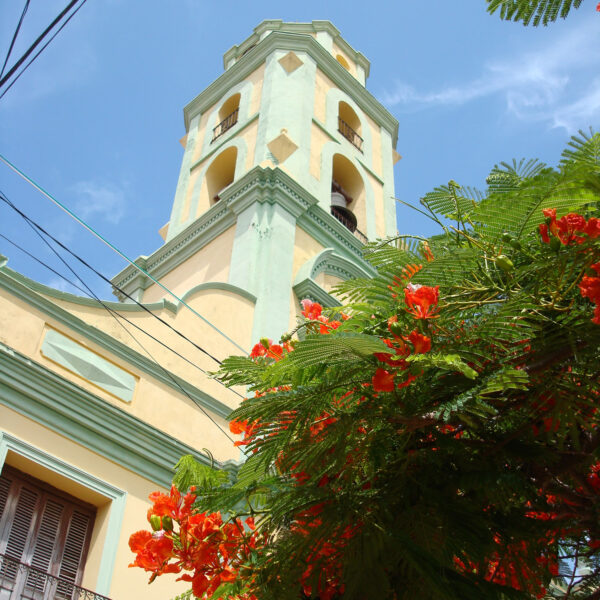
{"left": 0, "top": 221, "right": 240, "bottom": 447}
{"left": 0, "top": 192, "right": 227, "bottom": 368}
{"left": 0, "top": 154, "right": 249, "bottom": 355}
{"left": 0, "top": 231, "right": 238, "bottom": 390}
{"left": 0, "top": 0, "right": 85, "bottom": 98}
{"left": 0, "top": 0, "right": 31, "bottom": 81}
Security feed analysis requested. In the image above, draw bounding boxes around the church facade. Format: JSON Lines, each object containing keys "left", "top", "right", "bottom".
{"left": 0, "top": 21, "right": 399, "bottom": 599}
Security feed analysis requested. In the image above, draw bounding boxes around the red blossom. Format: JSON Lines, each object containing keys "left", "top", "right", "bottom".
{"left": 301, "top": 298, "right": 323, "bottom": 320}
{"left": 404, "top": 283, "right": 440, "bottom": 319}
{"left": 372, "top": 368, "right": 395, "bottom": 392}
{"left": 405, "top": 330, "right": 431, "bottom": 354}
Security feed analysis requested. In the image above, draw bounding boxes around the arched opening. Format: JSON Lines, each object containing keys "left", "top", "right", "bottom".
{"left": 212, "top": 94, "right": 240, "bottom": 142}
{"left": 337, "top": 101, "right": 363, "bottom": 152}
{"left": 335, "top": 54, "right": 350, "bottom": 71}
{"left": 205, "top": 147, "right": 237, "bottom": 204}
{"left": 331, "top": 153, "right": 366, "bottom": 241}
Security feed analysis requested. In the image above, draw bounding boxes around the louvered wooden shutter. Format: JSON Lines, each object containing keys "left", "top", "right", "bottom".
{"left": 0, "top": 467, "right": 95, "bottom": 592}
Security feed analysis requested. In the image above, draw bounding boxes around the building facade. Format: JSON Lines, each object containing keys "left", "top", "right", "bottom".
{"left": 0, "top": 20, "right": 399, "bottom": 599}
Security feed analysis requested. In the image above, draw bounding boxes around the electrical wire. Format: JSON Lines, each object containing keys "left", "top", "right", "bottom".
{"left": 0, "top": 154, "right": 249, "bottom": 355}
{"left": 0, "top": 230, "right": 236, "bottom": 389}
{"left": 0, "top": 0, "right": 85, "bottom": 99}
{"left": 0, "top": 192, "right": 227, "bottom": 367}
{"left": 0, "top": 0, "right": 31, "bottom": 80}
{"left": 0, "top": 220, "right": 240, "bottom": 447}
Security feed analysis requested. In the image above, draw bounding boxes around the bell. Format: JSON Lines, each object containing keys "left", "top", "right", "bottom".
{"left": 331, "top": 191, "right": 346, "bottom": 208}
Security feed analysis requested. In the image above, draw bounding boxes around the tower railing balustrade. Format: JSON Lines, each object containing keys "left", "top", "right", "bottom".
{"left": 337, "top": 117, "right": 363, "bottom": 152}
{"left": 211, "top": 108, "right": 239, "bottom": 142}
{"left": 0, "top": 554, "right": 111, "bottom": 600}
{"left": 330, "top": 206, "right": 368, "bottom": 244}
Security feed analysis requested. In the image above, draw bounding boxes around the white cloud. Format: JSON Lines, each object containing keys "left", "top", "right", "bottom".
{"left": 45, "top": 276, "right": 80, "bottom": 294}
{"left": 381, "top": 21, "right": 600, "bottom": 133}
{"left": 71, "top": 181, "right": 126, "bottom": 225}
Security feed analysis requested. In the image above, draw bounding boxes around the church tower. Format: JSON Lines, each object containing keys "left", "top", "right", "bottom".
{"left": 112, "top": 19, "right": 400, "bottom": 350}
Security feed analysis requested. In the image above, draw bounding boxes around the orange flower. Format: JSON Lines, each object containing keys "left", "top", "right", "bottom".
{"left": 300, "top": 298, "right": 323, "bottom": 320}
{"left": 404, "top": 330, "right": 431, "bottom": 354}
{"left": 372, "top": 368, "right": 395, "bottom": 392}
{"left": 404, "top": 283, "right": 439, "bottom": 319}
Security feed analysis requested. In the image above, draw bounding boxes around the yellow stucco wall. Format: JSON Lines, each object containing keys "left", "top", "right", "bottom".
{"left": 1, "top": 408, "right": 190, "bottom": 600}
{"left": 314, "top": 272, "right": 344, "bottom": 295}
{"left": 0, "top": 287, "right": 247, "bottom": 464}
{"left": 309, "top": 122, "right": 331, "bottom": 181}
{"left": 142, "top": 226, "right": 235, "bottom": 302}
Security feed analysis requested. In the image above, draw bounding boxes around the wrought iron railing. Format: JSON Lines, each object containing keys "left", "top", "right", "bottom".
{"left": 212, "top": 108, "right": 239, "bottom": 142}
{"left": 0, "top": 554, "right": 111, "bottom": 600}
{"left": 337, "top": 117, "right": 363, "bottom": 152}
{"left": 330, "top": 207, "right": 368, "bottom": 244}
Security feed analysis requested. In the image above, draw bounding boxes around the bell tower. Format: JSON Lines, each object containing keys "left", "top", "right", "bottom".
{"left": 112, "top": 20, "right": 400, "bottom": 350}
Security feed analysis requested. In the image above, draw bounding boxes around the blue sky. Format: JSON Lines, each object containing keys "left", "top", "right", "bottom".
{"left": 0, "top": 1, "right": 599, "bottom": 299}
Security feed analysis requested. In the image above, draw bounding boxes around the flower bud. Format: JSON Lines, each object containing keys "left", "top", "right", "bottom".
{"left": 501, "top": 233, "right": 512, "bottom": 243}
{"left": 162, "top": 516, "right": 174, "bottom": 531}
{"left": 496, "top": 255, "right": 514, "bottom": 272}
{"left": 149, "top": 514, "right": 162, "bottom": 531}
{"left": 509, "top": 239, "right": 521, "bottom": 250}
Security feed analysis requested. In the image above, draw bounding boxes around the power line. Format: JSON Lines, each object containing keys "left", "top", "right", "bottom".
{"left": 0, "top": 223, "right": 241, "bottom": 447}
{"left": 0, "top": 0, "right": 86, "bottom": 99}
{"left": 0, "top": 153, "right": 249, "bottom": 355}
{"left": 0, "top": 192, "right": 228, "bottom": 368}
{"left": 0, "top": 0, "right": 31, "bottom": 80}
{"left": 0, "top": 230, "right": 236, "bottom": 390}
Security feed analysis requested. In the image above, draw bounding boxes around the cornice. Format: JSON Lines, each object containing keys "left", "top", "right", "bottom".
{"left": 0, "top": 342, "right": 233, "bottom": 487}
{"left": 111, "top": 167, "right": 374, "bottom": 299}
{"left": 183, "top": 31, "right": 398, "bottom": 146}
{"left": 293, "top": 279, "right": 340, "bottom": 308}
{"left": 0, "top": 268, "right": 233, "bottom": 419}
{"left": 224, "top": 21, "right": 370, "bottom": 78}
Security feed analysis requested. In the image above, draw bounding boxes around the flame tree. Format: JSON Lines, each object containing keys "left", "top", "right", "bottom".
{"left": 130, "top": 131, "right": 600, "bottom": 599}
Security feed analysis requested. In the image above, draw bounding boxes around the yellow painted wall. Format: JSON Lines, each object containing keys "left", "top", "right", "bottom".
{"left": 0, "top": 287, "right": 247, "bottom": 464}
{"left": 331, "top": 44, "right": 356, "bottom": 77}
{"left": 313, "top": 69, "right": 333, "bottom": 123}
{"left": 142, "top": 226, "right": 235, "bottom": 302}
{"left": 314, "top": 272, "right": 344, "bottom": 296}
{"left": 1, "top": 408, "right": 190, "bottom": 600}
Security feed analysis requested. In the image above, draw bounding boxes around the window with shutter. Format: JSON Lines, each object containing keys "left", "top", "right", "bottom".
{"left": 0, "top": 467, "right": 95, "bottom": 600}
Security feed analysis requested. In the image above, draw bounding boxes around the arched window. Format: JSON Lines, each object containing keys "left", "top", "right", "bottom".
{"left": 330, "top": 154, "right": 366, "bottom": 242}
{"left": 212, "top": 94, "right": 240, "bottom": 142}
{"left": 335, "top": 54, "right": 350, "bottom": 71}
{"left": 205, "top": 147, "right": 238, "bottom": 204}
{"left": 337, "top": 101, "right": 363, "bottom": 152}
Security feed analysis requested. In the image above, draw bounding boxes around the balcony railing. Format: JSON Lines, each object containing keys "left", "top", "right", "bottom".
{"left": 211, "top": 108, "right": 239, "bottom": 142}
{"left": 0, "top": 554, "right": 111, "bottom": 600}
{"left": 337, "top": 117, "right": 363, "bottom": 152}
{"left": 330, "top": 207, "right": 368, "bottom": 244}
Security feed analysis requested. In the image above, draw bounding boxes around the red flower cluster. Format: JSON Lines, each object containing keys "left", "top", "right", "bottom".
{"left": 129, "top": 486, "right": 261, "bottom": 599}
{"left": 579, "top": 263, "right": 600, "bottom": 324}
{"left": 539, "top": 208, "right": 600, "bottom": 245}
{"left": 300, "top": 299, "right": 344, "bottom": 334}
{"left": 404, "top": 283, "right": 440, "bottom": 319}
{"left": 250, "top": 338, "right": 292, "bottom": 360}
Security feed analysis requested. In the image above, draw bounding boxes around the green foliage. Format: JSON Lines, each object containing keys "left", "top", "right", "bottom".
{"left": 486, "top": 0, "right": 585, "bottom": 26}
{"left": 198, "top": 131, "right": 600, "bottom": 600}
{"left": 172, "top": 455, "right": 230, "bottom": 492}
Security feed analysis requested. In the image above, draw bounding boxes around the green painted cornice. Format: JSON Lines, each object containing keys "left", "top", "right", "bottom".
{"left": 224, "top": 21, "right": 370, "bottom": 78}
{"left": 0, "top": 342, "right": 234, "bottom": 487}
{"left": 183, "top": 30, "right": 397, "bottom": 146}
{"left": 293, "top": 279, "right": 340, "bottom": 308}
{"left": 112, "top": 167, "right": 375, "bottom": 298}
{"left": 0, "top": 267, "right": 233, "bottom": 419}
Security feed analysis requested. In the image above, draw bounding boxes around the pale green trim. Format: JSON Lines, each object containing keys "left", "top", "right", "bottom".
{"left": 293, "top": 279, "right": 339, "bottom": 308}
{"left": 189, "top": 113, "right": 259, "bottom": 174}
{"left": 2, "top": 263, "right": 177, "bottom": 313}
{"left": 180, "top": 281, "right": 257, "bottom": 304}
{"left": 0, "top": 342, "right": 226, "bottom": 486}
{"left": 294, "top": 248, "right": 373, "bottom": 286}
{"left": 112, "top": 167, "right": 375, "bottom": 300}
{"left": 41, "top": 329, "right": 137, "bottom": 404}
{"left": 184, "top": 31, "right": 397, "bottom": 145}
{"left": 311, "top": 117, "right": 339, "bottom": 143}
{"left": 224, "top": 21, "right": 370, "bottom": 79}
{"left": 0, "top": 268, "right": 232, "bottom": 419}
{"left": 357, "top": 157, "right": 385, "bottom": 186}
{"left": 0, "top": 432, "right": 126, "bottom": 596}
